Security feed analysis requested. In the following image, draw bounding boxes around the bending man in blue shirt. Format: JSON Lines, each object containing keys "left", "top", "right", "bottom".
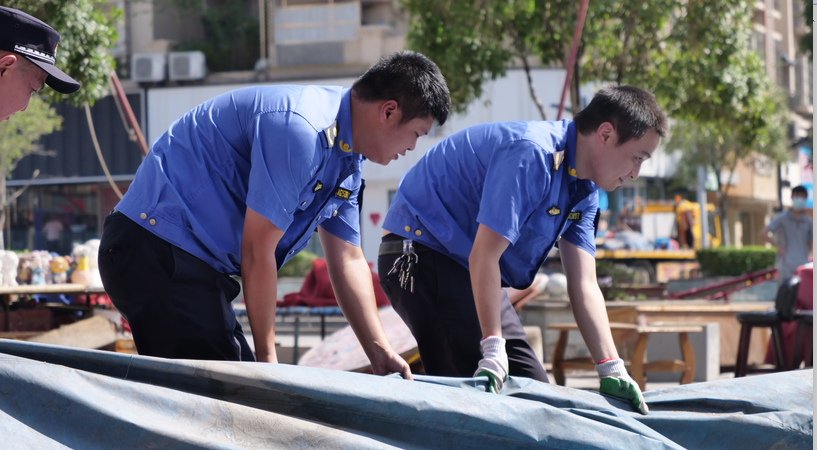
{"left": 99, "top": 52, "right": 450, "bottom": 379}
{"left": 379, "top": 86, "right": 667, "bottom": 413}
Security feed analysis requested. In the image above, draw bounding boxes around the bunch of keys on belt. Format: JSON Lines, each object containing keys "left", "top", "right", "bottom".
{"left": 387, "top": 239, "right": 419, "bottom": 293}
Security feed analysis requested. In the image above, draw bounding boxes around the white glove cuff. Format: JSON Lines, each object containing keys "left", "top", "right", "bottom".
{"left": 595, "top": 358, "right": 627, "bottom": 378}
{"left": 480, "top": 336, "right": 506, "bottom": 359}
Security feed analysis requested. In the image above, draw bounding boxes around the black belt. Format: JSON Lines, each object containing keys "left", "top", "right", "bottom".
{"left": 378, "top": 235, "right": 433, "bottom": 256}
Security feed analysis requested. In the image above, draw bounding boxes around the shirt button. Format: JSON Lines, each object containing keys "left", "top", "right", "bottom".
{"left": 557, "top": 235, "right": 561, "bottom": 241}
{"left": 301, "top": 202, "right": 306, "bottom": 206}
{"left": 140, "top": 213, "right": 147, "bottom": 219}
{"left": 404, "top": 226, "right": 411, "bottom": 232}
{"left": 415, "top": 230, "right": 422, "bottom": 236}
{"left": 149, "top": 219, "right": 156, "bottom": 226}
{"left": 290, "top": 251, "right": 295, "bottom": 255}
{"left": 332, "top": 210, "right": 338, "bottom": 217}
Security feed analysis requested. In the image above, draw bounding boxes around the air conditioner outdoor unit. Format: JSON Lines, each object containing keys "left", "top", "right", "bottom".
{"left": 131, "top": 53, "right": 166, "bottom": 82}
{"left": 169, "top": 51, "right": 207, "bottom": 81}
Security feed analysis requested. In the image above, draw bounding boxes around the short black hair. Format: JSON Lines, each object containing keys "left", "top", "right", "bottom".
{"left": 574, "top": 85, "right": 668, "bottom": 145}
{"left": 792, "top": 185, "right": 808, "bottom": 196}
{"left": 351, "top": 51, "right": 450, "bottom": 126}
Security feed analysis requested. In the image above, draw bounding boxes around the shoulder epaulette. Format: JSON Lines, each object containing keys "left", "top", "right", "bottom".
{"left": 322, "top": 121, "right": 338, "bottom": 149}
{"left": 552, "top": 151, "right": 565, "bottom": 172}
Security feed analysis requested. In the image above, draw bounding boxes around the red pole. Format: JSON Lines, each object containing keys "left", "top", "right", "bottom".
{"left": 109, "top": 72, "right": 150, "bottom": 157}
{"left": 556, "top": 0, "right": 590, "bottom": 121}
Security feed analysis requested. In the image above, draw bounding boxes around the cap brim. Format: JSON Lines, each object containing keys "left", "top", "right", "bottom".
{"left": 25, "top": 56, "right": 81, "bottom": 94}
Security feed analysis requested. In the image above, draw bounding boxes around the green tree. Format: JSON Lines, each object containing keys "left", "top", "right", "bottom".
{"left": 1, "top": 1, "right": 119, "bottom": 247}
{"left": 655, "top": 1, "right": 789, "bottom": 245}
{"left": 401, "top": 0, "right": 678, "bottom": 118}
{"left": 160, "top": 0, "right": 260, "bottom": 72}
{"left": 0, "top": 96, "right": 63, "bottom": 247}
{"left": 402, "top": 0, "right": 541, "bottom": 117}
{"left": 3, "top": 0, "right": 121, "bottom": 106}
{"left": 798, "top": 0, "right": 812, "bottom": 60}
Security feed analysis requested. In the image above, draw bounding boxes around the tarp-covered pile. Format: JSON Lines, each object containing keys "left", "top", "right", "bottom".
{"left": 0, "top": 340, "right": 811, "bottom": 449}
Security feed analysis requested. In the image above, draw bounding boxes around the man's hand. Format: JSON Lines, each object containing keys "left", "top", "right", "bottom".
{"left": 369, "top": 344, "right": 413, "bottom": 380}
{"left": 474, "top": 335, "right": 508, "bottom": 394}
{"left": 596, "top": 358, "right": 649, "bottom": 414}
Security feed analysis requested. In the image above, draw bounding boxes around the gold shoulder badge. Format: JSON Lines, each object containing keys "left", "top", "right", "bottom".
{"left": 552, "top": 151, "right": 565, "bottom": 172}
{"left": 323, "top": 121, "right": 338, "bottom": 149}
{"left": 547, "top": 206, "right": 561, "bottom": 216}
{"left": 568, "top": 211, "right": 582, "bottom": 221}
{"left": 339, "top": 139, "right": 351, "bottom": 153}
{"left": 334, "top": 188, "right": 351, "bottom": 200}
{"left": 312, "top": 181, "right": 323, "bottom": 192}
{"left": 568, "top": 165, "right": 577, "bottom": 177}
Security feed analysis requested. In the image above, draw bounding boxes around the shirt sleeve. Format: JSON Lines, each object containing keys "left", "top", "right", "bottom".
{"left": 767, "top": 212, "right": 786, "bottom": 233}
{"left": 245, "top": 112, "right": 319, "bottom": 232}
{"left": 476, "top": 140, "right": 550, "bottom": 245}
{"left": 562, "top": 190, "right": 599, "bottom": 256}
{"left": 319, "top": 182, "right": 362, "bottom": 247}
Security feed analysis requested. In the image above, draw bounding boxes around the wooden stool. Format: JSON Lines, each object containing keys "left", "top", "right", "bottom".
{"left": 549, "top": 322, "right": 703, "bottom": 390}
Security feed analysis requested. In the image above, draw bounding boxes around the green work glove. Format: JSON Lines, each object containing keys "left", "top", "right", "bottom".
{"left": 474, "top": 336, "right": 508, "bottom": 394}
{"left": 595, "top": 358, "right": 649, "bottom": 415}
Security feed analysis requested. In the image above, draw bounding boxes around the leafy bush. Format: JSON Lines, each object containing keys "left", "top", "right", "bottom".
{"left": 695, "top": 246, "right": 776, "bottom": 277}
{"left": 278, "top": 251, "right": 318, "bottom": 278}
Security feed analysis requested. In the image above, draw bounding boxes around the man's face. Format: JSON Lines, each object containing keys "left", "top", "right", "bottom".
{"left": 0, "top": 54, "right": 47, "bottom": 122}
{"left": 592, "top": 126, "right": 660, "bottom": 191}
{"left": 355, "top": 102, "right": 434, "bottom": 165}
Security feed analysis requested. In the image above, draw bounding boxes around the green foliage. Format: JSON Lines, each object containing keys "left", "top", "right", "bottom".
{"left": 401, "top": 0, "right": 517, "bottom": 114}
{"left": 696, "top": 246, "right": 777, "bottom": 276}
{"left": 278, "top": 251, "right": 318, "bottom": 278}
{"left": 578, "top": 0, "right": 676, "bottom": 87}
{"left": 4, "top": 0, "right": 121, "bottom": 106}
{"left": 800, "top": 0, "right": 812, "bottom": 60}
{"left": 162, "top": 0, "right": 259, "bottom": 72}
{"left": 0, "top": 95, "right": 62, "bottom": 174}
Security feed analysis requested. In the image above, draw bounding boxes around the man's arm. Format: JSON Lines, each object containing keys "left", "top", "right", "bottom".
{"left": 318, "top": 226, "right": 412, "bottom": 379}
{"left": 469, "top": 224, "right": 511, "bottom": 338}
{"left": 559, "top": 238, "right": 617, "bottom": 362}
{"left": 759, "top": 225, "right": 784, "bottom": 256}
{"left": 241, "top": 206, "right": 286, "bottom": 363}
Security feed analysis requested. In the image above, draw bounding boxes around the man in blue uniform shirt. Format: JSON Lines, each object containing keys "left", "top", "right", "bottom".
{"left": 99, "top": 51, "right": 450, "bottom": 379}
{"left": 379, "top": 86, "right": 667, "bottom": 413}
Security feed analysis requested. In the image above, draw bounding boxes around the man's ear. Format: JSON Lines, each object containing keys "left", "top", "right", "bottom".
{"left": 0, "top": 54, "right": 18, "bottom": 78}
{"left": 380, "top": 99, "right": 400, "bottom": 123}
{"left": 597, "top": 122, "right": 616, "bottom": 146}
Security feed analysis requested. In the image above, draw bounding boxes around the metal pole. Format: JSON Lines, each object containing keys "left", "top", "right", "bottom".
{"left": 556, "top": 0, "right": 590, "bottom": 120}
{"left": 258, "top": 0, "right": 266, "bottom": 63}
{"left": 293, "top": 316, "right": 300, "bottom": 365}
{"left": 697, "top": 165, "right": 709, "bottom": 249}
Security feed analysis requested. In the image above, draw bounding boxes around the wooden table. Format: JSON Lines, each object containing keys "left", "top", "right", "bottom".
{"left": 549, "top": 322, "right": 703, "bottom": 390}
{"left": 0, "top": 284, "right": 107, "bottom": 331}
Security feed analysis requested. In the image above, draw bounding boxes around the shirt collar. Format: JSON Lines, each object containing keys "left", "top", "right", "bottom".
{"left": 334, "top": 89, "right": 355, "bottom": 159}
{"left": 564, "top": 121, "right": 579, "bottom": 179}
{"left": 564, "top": 120, "right": 598, "bottom": 197}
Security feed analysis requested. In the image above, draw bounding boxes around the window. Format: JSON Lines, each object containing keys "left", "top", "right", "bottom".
{"left": 754, "top": 30, "right": 766, "bottom": 71}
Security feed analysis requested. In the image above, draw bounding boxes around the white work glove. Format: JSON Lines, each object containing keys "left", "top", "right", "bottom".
{"left": 474, "top": 336, "right": 509, "bottom": 394}
{"left": 595, "top": 358, "right": 649, "bottom": 415}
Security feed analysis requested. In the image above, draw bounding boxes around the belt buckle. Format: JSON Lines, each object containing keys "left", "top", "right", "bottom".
{"left": 402, "top": 239, "right": 414, "bottom": 254}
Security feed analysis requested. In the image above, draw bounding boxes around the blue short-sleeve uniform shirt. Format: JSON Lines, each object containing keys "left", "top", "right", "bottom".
{"left": 116, "top": 85, "right": 364, "bottom": 275}
{"left": 383, "top": 120, "right": 598, "bottom": 289}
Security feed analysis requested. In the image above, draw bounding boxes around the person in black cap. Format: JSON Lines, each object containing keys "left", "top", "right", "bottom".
{"left": 0, "top": 6, "right": 81, "bottom": 122}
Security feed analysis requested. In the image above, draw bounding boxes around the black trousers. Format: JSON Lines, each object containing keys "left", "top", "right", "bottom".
{"left": 378, "top": 235, "right": 549, "bottom": 383}
{"left": 98, "top": 211, "right": 254, "bottom": 361}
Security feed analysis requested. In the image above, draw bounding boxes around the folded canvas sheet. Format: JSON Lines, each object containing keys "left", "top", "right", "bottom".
{"left": 0, "top": 339, "right": 811, "bottom": 449}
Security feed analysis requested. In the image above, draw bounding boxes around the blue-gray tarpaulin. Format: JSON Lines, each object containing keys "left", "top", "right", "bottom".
{"left": 0, "top": 339, "right": 811, "bottom": 449}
